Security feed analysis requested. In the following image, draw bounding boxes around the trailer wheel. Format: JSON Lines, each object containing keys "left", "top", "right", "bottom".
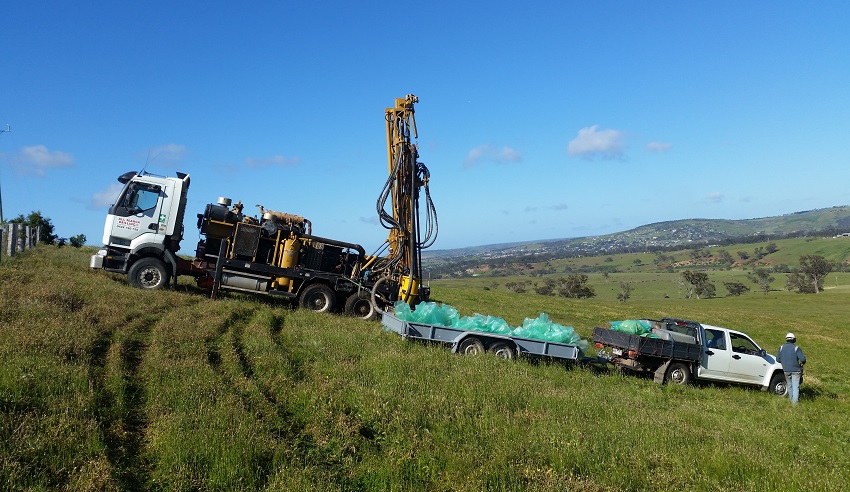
{"left": 458, "top": 337, "right": 485, "bottom": 356}
{"left": 768, "top": 372, "right": 788, "bottom": 396}
{"left": 344, "top": 291, "right": 377, "bottom": 321}
{"left": 299, "top": 284, "right": 336, "bottom": 313}
{"left": 128, "top": 257, "right": 169, "bottom": 290}
{"left": 665, "top": 362, "right": 692, "bottom": 385}
{"left": 488, "top": 342, "right": 515, "bottom": 360}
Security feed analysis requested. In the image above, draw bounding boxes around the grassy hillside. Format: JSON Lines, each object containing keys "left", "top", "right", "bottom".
{"left": 2, "top": 247, "right": 849, "bottom": 491}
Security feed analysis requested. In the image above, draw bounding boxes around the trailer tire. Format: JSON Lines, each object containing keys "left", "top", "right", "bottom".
{"left": 768, "top": 372, "right": 788, "bottom": 396}
{"left": 128, "top": 257, "right": 169, "bottom": 290}
{"left": 488, "top": 342, "right": 515, "bottom": 360}
{"left": 345, "top": 291, "right": 377, "bottom": 321}
{"left": 458, "top": 337, "right": 485, "bottom": 356}
{"left": 299, "top": 284, "right": 336, "bottom": 313}
{"left": 665, "top": 362, "right": 692, "bottom": 385}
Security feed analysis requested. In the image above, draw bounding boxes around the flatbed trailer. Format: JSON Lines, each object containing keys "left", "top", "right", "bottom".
{"left": 382, "top": 313, "right": 581, "bottom": 362}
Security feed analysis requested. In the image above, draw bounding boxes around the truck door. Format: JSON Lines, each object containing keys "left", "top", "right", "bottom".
{"left": 106, "top": 180, "right": 165, "bottom": 244}
{"left": 698, "top": 328, "right": 730, "bottom": 378}
{"left": 728, "top": 331, "right": 769, "bottom": 383}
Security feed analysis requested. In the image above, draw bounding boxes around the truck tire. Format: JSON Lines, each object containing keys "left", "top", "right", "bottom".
{"left": 128, "top": 257, "right": 169, "bottom": 290}
{"left": 488, "top": 342, "right": 515, "bottom": 360}
{"left": 299, "top": 284, "right": 336, "bottom": 313}
{"left": 665, "top": 362, "right": 692, "bottom": 385}
{"left": 458, "top": 337, "right": 485, "bottom": 356}
{"left": 345, "top": 291, "right": 377, "bottom": 321}
{"left": 768, "top": 372, "right": 788, "bottom": 396}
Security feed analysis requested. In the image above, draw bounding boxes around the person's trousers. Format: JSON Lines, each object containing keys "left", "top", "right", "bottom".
{"left": 785, "top": 371, "right": 802, "bottom": 404}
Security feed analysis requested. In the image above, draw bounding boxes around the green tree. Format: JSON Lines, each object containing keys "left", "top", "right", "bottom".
{"left": 747, "top": 268, "right": 775, "bottom": 294}
{"left": 69, "top": 234, "right": 87, "bottom": 248}
{"left": 681, "top": 270, "right": 716, "bottom": 299}
{"left": 717, "top": 249, "right": 734, "bottom": 264}
{"left": 9, "top": 211, "right": 58, "bottom": 245}
{"left": 556, "top": 274, "right": 596, "bottom": 299}
{"left": 617, "top": 282, "right": 632, "bottom": 302}
{"left": 723, "top": 281, "right": 750, "bottom": 297}
{"left": 792, "top": 255, "right": 833, "bottom": 294}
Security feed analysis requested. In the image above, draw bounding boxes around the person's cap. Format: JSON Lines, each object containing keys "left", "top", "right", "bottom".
{"left": 786, "top": 332, "right": 796, "bottom": 340}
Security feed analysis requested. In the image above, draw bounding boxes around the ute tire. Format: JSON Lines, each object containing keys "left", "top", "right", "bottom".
{"left": 769, "top": 372, "right": 788, "bottom": 396}
{"left": 665, "top": 362, "right": 692, "bottom": 385}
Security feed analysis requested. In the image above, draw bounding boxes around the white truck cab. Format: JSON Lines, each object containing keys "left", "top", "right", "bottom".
{"left": 697, "top": 324, "right": 787, "bottom": 393}
{"left": 90, "top": 171, "right": 190, "bottom": 288}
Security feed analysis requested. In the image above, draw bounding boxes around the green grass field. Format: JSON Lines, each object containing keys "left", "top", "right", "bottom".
{"left": 1, "top": 246, "right": 849, "bottom": 491}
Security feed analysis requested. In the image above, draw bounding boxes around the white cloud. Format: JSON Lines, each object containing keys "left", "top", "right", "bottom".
{"left": 567, "top": 125, "right": 627, "bottom": 160}
{"left": 646, "top": 141, "right": 672, "bottom": 153}
{"left": 90, "top": 183, "right": 124, "bottom": 209}
{"left": 244, "top": 155, "right": 300, "bottom": 168}
{"left": 706, "top": 192, "right": 724, "bottom": 203}
{"left": 463, "top": 144, "right": 522, "bottom": 167}
{"left": 10, "top": 145, "right": 74, "bottom": 176}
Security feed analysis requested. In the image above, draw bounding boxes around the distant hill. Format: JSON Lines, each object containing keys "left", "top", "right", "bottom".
{"left": 424, "top": 205, "right": 850, "bottom": 261}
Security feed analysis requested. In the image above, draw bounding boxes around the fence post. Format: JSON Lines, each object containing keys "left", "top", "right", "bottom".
{"left": 7, "top": 223, "right": 18, "bottom": 257}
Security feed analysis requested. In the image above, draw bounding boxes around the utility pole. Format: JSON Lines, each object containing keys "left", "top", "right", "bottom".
{"left": 0, "top": 124, "right": 10, "bottom": 225}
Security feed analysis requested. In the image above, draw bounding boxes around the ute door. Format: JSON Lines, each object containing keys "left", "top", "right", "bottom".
{"left": 698, "top": 327, "right": 731, "bottom": 379}
{"left": 107, "top": 180, "right": 165, "bottom": 245}
{"left": 728, "top": 331, "right": 769, "bottom": 383}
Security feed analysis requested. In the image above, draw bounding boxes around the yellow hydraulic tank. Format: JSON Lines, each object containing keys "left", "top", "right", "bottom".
{"left": 275, "top": 238, "right": 300, "bottom": 290}
{"left": 399, "top": 275, "right": 419, "bottom": 301}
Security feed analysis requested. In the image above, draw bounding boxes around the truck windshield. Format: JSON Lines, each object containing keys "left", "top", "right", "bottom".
{"left": 115, "top": 183, "right": 160, "bottom": 216}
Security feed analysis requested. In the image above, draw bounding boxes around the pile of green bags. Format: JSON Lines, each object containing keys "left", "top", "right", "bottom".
{"left": 393, "top": 301, "right": 589, "bottom": 352}
{"left": 609, "top": 319, "right": 659, "bottom": 338}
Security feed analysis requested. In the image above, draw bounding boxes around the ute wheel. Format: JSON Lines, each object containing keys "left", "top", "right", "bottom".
{"left": 769, "top": 373, "right": 788, "bottom": 396}
{"left": 458, "top": 337, "right": 485, "bottom": 356}
{"left": 345, "top": 291, "right": 377, "bottom": 321}
{"left": 488, "top": 342, "right": 515, "bottom": 360}
{"left": 665, "top": 362, "right": 692, "bottom": 385}
{"left": 128, "top": 257, "right": 169, "bottom": 290}
{"left": 299, "top": 284, "right": 336, "bottom": 313}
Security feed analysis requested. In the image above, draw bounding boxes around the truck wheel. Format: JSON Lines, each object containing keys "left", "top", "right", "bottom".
{"left": 665, "top": 362, "right": 692, "bottom": 385}
{"left": 769, "top": 373, "right": 788, "bottom": 396}
{"left": 128, "top": 257, "right": 169, "bottom": 290}
{"left": 299, "top": 284, "right": 336, "bottom": 313}
{"left": 458, "top": 337, "right": 485, "bottom": 356}
{"left": 345, "top": 291, "right": 377, "bottom": 321}
{"left": 488, "top": 342, "right": 515, "bottom": 360}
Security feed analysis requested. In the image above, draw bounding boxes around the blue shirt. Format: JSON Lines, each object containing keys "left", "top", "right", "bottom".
{"left": 777, "top": 342, "right": 806, "bottom": 373}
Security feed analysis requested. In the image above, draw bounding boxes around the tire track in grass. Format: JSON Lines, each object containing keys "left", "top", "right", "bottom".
{"left": 228, "top": 310, "right": 333, "bottom": 485}
{"left": 87, "top": 311, "right": 165, "bottom": 491}
{"left": 203, "top": 307, "right": 281, "bottom": 488}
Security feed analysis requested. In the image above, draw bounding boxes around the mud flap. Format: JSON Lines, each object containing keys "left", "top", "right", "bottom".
{"left": 654, "top": 360, "right": 672, "bottom": 384}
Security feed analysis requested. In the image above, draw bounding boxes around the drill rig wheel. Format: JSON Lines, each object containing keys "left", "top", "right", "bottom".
{"left": 344, "top": 291, "right": 378, "bottom": 321}
{"left": 298, "top": 283, "right": 336, "bottom": 313}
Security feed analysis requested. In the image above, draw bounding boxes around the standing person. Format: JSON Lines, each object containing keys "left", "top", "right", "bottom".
{"left": 776, "top": 333, "right": 806, "bottom": 404}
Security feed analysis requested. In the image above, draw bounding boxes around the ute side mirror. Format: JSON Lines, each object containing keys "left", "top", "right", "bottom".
{"left": 759, "top": 349, "right": 767, "bottom": 358}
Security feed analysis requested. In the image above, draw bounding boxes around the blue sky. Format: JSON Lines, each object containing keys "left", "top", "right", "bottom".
{"left": 2, "top": 2, "right": 848, "bottom": 252}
